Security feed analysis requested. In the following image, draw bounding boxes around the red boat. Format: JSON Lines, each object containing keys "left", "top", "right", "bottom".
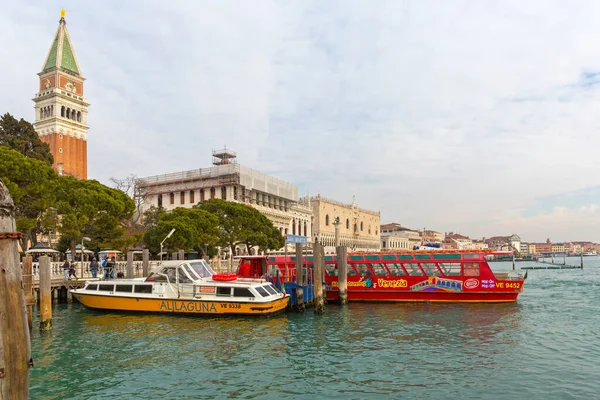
{"left": 236, "top": 250, "right": 527, "bottom": 303}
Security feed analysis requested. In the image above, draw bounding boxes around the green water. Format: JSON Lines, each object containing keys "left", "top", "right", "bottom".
{"left": 30, "top": 259, "right": 600, "bottom": 399}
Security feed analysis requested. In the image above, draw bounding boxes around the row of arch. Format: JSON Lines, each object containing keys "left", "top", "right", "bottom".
{"left": 325, "top": 214, "right": 377, "bottom": 235}
{"left": 61, "top": 106, "right": 82, "bottom": 122}
{"left": 39, "top": 105, "right": 54, "bottom": 119}
{"left": 159, "top": 187, "right": 227, "bottom": 207}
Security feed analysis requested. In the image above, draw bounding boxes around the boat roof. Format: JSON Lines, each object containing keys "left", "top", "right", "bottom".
{"left": 237, "top": 250, "right": 513, "bottom": 259}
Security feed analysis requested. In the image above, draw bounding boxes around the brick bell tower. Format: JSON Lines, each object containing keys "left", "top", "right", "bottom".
{"left": 33, "top": 10, "right": 89, "bottom": 180}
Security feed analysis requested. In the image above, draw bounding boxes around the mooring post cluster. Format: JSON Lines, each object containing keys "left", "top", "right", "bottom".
{"left": 0, "top": 180, "right": 31, "bottom": 398}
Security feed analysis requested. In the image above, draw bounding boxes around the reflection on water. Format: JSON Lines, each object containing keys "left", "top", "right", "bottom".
{"left": 30, "top": 262, "right": 600, "bottom": 399}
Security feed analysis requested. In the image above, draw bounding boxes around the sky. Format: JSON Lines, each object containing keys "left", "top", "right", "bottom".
{"left": 2, "top": 0, "right": 600, "bottom": 243}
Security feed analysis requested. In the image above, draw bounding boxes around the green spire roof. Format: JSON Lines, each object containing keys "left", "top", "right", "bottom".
{"left": 41, "top": 18, "right": 81, "bottom": 75}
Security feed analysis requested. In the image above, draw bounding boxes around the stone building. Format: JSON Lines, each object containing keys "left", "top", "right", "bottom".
{"left": 135, "top": 150, "right": 312, "bottom": 253}
{"left": 380, "top": 223, "right": 422, "bottom": 249}
{"left": 309, "top": 195, "right": 380, "bottom": 253}
{"left": 33, "top": 10, "right": 89, "bottom": 179}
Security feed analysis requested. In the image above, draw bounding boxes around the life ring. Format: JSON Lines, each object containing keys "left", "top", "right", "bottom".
{"left": 212, "top": 273, "right": 238, "bottom": 282}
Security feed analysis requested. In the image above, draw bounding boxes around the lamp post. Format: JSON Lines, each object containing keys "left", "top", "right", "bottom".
{"left": 81, "top": 236, "right": 91, "bottom": 278}
{"left": 160, "top": 228, "right": 176, "bottom": 261}
{"left": 332, "top": 217, "right": 340, "bottom": 248}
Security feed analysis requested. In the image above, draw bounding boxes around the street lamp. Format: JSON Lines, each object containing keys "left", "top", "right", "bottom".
{"left": 160, "top": 228, "right": 176, "bottom": 261}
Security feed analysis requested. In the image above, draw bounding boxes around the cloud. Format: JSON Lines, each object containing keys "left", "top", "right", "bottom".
{"left": 2, "top": 0, "right": 600, "bottom": 242}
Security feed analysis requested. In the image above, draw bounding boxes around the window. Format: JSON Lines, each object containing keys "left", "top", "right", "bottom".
{"left": 304, "top": 222, "right": 307, "bottom": 237}
{"left": 86, "top": 284, "right": 98, "bottom": 291}
{"left": 361, "top": 222, "right": 364, "bottom": 231}
{"left": 385, "top": 263, "right": 406, "bottom": 276}
{"left": 404, "top": 263, "right": 423, "bottom": 276}
{"left": 59, "top": 148, "right": 63, "bottom": 153}
{"left": 234, "top": 287, "right": 254, "bottom": 298}
{"left": 116, "top": 285, "right": 133, "bottom": 293}
{"left": 263, "top": 285, "right": 278, "bottom": 295}
{"left": 165, "top": 267, "right": 178, "bottom": 283}
{"left": 134, "top": 285, "right": 153, "bottom": 294}
{"left": 347, "top": 266, "right": 358, "bottom": 277}
{"left": 158, "top": 194, "right": 163, "bottom": 207}
{"left": 354, "top": 263, "right": 372, "bottom": 277}
{"left": 371, "top": 263, "right": 390, "bottom": 277}
{"left": 269, "top": 284, "right": 282, "bottom": 294}
{"left": 216, "top": 287, "right": 232, "bottom": 296}
{"left": 464, "top": 263, "right": 480, "bottom": 276}
{"left": 210, "top": 187, "right": 216, "bottom": 199}
{"left": 189, "top": 261, "right": 216, "bottom": 278}
{"left": 325, "top": 263, "right": 338, "bottom": 276}
{"left": 326, "top": 215, "right": 330, "bottom": 226}
{"left": 439, "top": 263, "right": 462, "bottom": 276}
{"left": 200, "top": 189, "right": 205, "bottom": 202}
{"left": 255, "top": 286, "right": 269, "bottom": 297}
{"left": 421, "top": 263, "right": 441, "bottom": 276}
{"left": 177, "top": 269, "right": 193, "bottom": 283}
{"left": 180, "top": 191, "right": 185, "bottom": 204}
{"left": 346, "top": 219, "right": 350, "bottom": 229}
{"left": 221, "top": 186, "right": 227, "bottom": 200}
{"left": 99, "top": 284, "right": 114, "bottom": 291}
{"left": 170, "top": 193, "right": 175, "bottom": 205}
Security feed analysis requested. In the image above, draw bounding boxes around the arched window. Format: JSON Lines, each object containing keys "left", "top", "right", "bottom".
{"left": 77, "top": 111, "right": 81, "bottom": 122}
{"left": 199, "top": 189, "right": 205, "bottom": 202}
{"left": 298, "top": 220, "right": 301, "bottom": 235}
{"left": 346, "top": 219, "right": 350, "bottom": 229}
{"left": 210, "top": 187, "right": 216, "bottom": 199}
{"left": 221, "top": 186, "right": 227, "bottom": 200}
{"left": 292, "top": 219, "right": 296, "bottom": 235}
{"left": 40, "top": 108, "right": 44, "bottom": 119}
{"left": 66, "top": 108, "right": 71, "bottom": 119}
{"left": 61, "top": 106, "right": 65, "bottom": 117}
{"left": 189, "top": 190, "right": 195, "bottom": 204}
{"left": 50, "top": 105, "right": 53, "bottom": 116}
{"left": 71, "top": 109, "right": 76, "bottom": 120}
{"left": 304, "top": 221, "right": 307, "bottom": 237}
{"left": 325, "top": 215, "right": 330, "bottom": 226}
{"left": 361, "top": 221, "right": 364, "bottom": 231}
{"left": 354, "top": 224, "right": 358, "bottom": 233}
{"left": 169, "top": 193, "right": 175, "bottom": 205}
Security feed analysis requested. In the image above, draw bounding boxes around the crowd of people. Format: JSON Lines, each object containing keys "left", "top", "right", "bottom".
{"left": 61, "top": 255, "right": 118, "bottom": 281}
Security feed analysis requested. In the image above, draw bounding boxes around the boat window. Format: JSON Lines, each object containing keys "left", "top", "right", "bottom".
{"left": 385, "top": 263, "right": 406, "bottom": 277}
{"left": 464, "top": 263, "right": 480, "bottom": 276}
{"left": 177, "top": 268, "right": 193, "bottom": 284}
{"left": 216, "top": 287, "right": 232, "bottom": 296}
{"left": 189, "top": 261, "right": 215, "bottom": 278}
{"left": 463, "top": 254, "right": 480, "bottom": 259}
{"left": 146, "top": 269, "right": 168, "bottom": 282}
{"left": 354, "top": 263, "right": 372, "bottom": 277}
{"left": 183, "top": 264, "right": 199, "bottom": 280}
{"left": 421, "top": 263, "right": 441, "bottom": 276}
{"left": 255, "top": 286, "right": 269, "bottom": 297}
{"left": 134, "top": 285, "right": 153, "bottom": 294}
{"left": 439, "top": 263, "right": 461, "bottom": 276}
{"left": 86, "top": 284, "right": 98, "bottom": 291}
{"left": 325, "top": 263, "right": 338, "bottom": 276}
{"left": 371, "top": 263, "right": 389, "bottom": 277}
{"left": 347, "top": 265, "right": 358, "bottom": 277}
{"left": 165, "top": 268, "right": 178, "bottom": 283}
{"left": 403, "top": 264, "right": 423, "bottom": 276}
{"left": 263, "top": 285, "right": 277, "bottom": 295}
{"left": 98, "top": 284, "right": 114, "bottom": 291}
{"left": 233, "top": 287, "right": 254, "bottom": 298}
{"left": 269, "top": 284, "right": 282, "bottom": 294}
{"left": 116, "top": 285, "right": 133, "bottom": 293}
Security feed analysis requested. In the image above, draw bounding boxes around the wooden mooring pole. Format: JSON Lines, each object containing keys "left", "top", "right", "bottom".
{"left": 581, "top": 252, "right": 584, "bottom": 269}
{"left": 126, "top": 251, "right": 134, "bottom": 279}
{"left": 142, "top": 249, "right": 149, "bottom": 277}
{"left": 336, "top": 246, "right": 348, "bottom": 305}
{"left": 313, "top": 241, "right": 325, "bottom": 314}
{"left": 294, "top": 243, "right": 304, "bottom": 312}
{"left": 39, "top": 256, "right": 52, "bottom": 331}
{"left": 22, "top": 255, "right": 34, "bottom": 329}
{"left": 0, "top": 181, "right": 31, "bottom": 398}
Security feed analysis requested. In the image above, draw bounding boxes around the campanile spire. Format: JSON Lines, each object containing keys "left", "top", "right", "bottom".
{"left": 33, "top": 10, "right": 89, "bottom": 179}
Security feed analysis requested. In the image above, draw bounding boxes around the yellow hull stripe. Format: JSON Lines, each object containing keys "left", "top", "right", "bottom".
{"left": 72, "top": 293, "right": 289, "bottom": 315}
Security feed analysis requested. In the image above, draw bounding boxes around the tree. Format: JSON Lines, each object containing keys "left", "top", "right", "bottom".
{"left": 0, "top": 113, "right": 53, "bottom": 166}
{"left": 54, "top": 176, "right": 135, "bottom": 259}
{"left": 195, "top": 199, "right": 284, "bottom": 254}
{"left": 142, "top": 205, "right": 166, "bottom": 229}
{"left": 0, "top": 147, "right": 57, "bottom": 250}
{"left": 143, "top": 207, "right": 219, "bottom": 257}
{"left": 110, "top": 174, "right": 148, "bottom": 225}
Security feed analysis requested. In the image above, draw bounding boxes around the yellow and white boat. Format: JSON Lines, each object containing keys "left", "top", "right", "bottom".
{"left": 70, "top": 259, "right": 289, "bottom": 316}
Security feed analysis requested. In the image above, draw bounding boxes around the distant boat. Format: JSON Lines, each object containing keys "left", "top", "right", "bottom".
{"left": 583, "top": 250, "right": 597, "bottom": 256}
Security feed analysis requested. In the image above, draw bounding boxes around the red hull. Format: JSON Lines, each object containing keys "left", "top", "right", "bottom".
{"left": 326, "top": 289, "right": 519, "bottom": 303}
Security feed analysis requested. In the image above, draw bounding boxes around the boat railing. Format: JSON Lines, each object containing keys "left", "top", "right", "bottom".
{"left": 494, "top": 272, "right": 526, "bottom": 281}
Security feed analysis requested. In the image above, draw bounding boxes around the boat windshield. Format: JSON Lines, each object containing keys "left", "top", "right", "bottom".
{"left": 188, "top": 261, "right": 215, "bottom": 278}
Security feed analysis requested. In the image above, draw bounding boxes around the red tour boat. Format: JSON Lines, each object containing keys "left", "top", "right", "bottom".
{"left": 236, "top": 250, "right": 527, "bottom": 303}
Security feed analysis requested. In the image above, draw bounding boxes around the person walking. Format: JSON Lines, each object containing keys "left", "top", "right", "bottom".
{"left": 62, "top": 258, "right": 70, "bottom": 280}
{"left": 68, "top": 262, "right": 78, "bottom": 280}
{"left": 90, "top": 257, "right": 99, "bottom": 278}
{"left": 105, "top": 257, "right": 115, "bottom": 280}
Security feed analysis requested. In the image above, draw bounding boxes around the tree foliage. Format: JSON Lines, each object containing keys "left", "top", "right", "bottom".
{"left": 0, "top": 113, "right": 53, "bottom": 166}
{"left": 195, "top": 199, "right": 284, "bottom": 254}
{"left": 0, "top": 147, "right": 57, "bottom": 250}
{"left": 54, "top": 176, "right": 135, "bottom": 257}
{"left": 143, "top": 207, "right": 219, "bottom": 257}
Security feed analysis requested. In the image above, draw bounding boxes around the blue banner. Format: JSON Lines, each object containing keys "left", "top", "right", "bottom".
{"left": 285, "top": 234, "right": 307, "bottom": 244}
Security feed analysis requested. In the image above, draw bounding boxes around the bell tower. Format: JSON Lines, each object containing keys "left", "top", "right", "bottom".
{"left": 33, "top": 10, "right": 89, "bottom": 180}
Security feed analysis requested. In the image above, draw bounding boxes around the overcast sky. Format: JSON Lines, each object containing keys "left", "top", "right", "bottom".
{"left": 2, "top": 1, "right": 600, "bottom": 243}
